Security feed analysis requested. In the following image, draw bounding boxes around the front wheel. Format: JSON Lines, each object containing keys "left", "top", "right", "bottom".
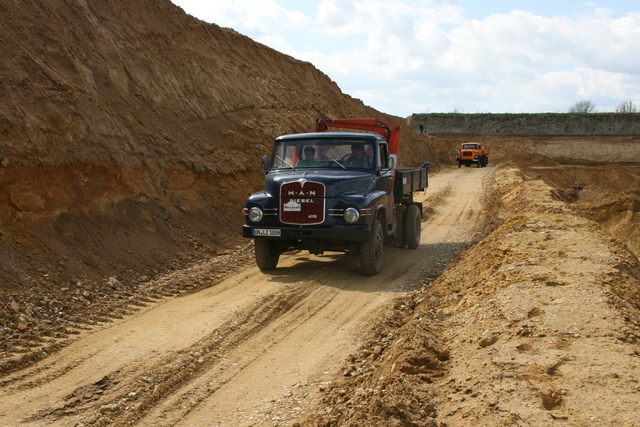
{"left": 361, "top": 220, "right": 384, "bottom": 276}
{"left": 405, "top": 204, "right": 421, "bottom": 249}
{"left": 254, "top": 239, "right": 280, "bottom": 270}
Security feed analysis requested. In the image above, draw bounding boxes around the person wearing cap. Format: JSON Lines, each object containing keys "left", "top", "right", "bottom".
{"left": 296, "top": 146, "right": 322, "bottom": 167}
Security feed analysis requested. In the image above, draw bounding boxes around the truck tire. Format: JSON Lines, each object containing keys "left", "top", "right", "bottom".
{"left": 361, "top": 220, "right": 384, "bottom": 276}
{"left": 394, "top": 205, "right": 407, "bottom": 248}
{"left": 405, "top": 204, "right": 421, "bottom": 249}
{"left": 255, "top": 239, "right": 280, "bottom": 270}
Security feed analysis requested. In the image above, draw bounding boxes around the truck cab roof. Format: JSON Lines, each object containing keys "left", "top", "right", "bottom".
{"left": 275, "top": 132, "right": 385, "bottom": 142}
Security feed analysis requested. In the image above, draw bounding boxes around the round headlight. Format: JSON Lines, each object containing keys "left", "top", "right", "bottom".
{"left": 248, "top": 207, "right": 263, "bottom": 223}
{"left": 344, "top": 207, "right": 360, "bottom": 224}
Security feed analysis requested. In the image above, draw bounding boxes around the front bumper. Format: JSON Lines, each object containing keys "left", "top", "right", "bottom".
{"left": 243, "top": 225, "right": 372, "bottom": 242}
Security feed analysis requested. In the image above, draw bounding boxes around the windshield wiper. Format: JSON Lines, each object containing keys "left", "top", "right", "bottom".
{"left": 275, "top": 155, "right": 293, "bottom": 169}
{"left": 329, "top": 158, "right": 346, "bottom": 170}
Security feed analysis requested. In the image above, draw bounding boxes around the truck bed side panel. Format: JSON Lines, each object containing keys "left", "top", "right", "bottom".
{"left": 394, "top": 164, "right": 429, "bottom": 199}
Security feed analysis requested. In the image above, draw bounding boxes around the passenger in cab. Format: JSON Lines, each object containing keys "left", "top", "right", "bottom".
{"left": 296, "top": 145, "right": 322, "bottom": 167}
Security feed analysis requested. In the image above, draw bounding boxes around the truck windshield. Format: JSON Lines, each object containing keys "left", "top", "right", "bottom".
{"left": 462, "top": 143, "right": 478, "bottom": 149}
{"left": 271, "top": 139, "right": 375, "bottom": 170}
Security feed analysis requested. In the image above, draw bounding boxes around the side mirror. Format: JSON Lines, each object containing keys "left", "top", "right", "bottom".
{"left": 388, "top": 154, "right": 397, "bottom": 169}
{"left": 261, "top": 155, "right": 269, "bottom": 173}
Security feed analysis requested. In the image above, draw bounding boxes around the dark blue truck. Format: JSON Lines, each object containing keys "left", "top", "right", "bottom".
{"left": 242, "top": 117, "right": 429, "bottom": 275}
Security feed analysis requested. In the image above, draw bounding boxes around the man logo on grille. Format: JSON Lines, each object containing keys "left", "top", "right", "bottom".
{"left": 287, "top": 190, "right": 316, "bottom": 196}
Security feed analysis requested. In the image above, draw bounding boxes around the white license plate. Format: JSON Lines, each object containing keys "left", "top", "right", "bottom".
{"left": 253, "top": 228, "right": 281, "bottom": 237}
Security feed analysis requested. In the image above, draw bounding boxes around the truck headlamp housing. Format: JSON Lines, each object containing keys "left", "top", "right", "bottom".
{"left": 344, "top": 207, "right": 360, "bottom": 224}
{"left": 248, "top": 207, "right": 263, "bottom": 223}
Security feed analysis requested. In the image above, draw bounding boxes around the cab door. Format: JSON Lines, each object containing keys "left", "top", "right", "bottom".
{"left": 375, "top": 142, "right": 395, "bottom": 231}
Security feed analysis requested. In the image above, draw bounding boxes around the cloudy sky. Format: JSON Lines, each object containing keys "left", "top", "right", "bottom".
{"left": 170, "top": 0, "right": 640, "bottom": 117}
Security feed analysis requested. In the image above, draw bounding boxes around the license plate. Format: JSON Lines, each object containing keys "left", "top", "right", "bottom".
{"left": 253, "top": 228, "right": 281, "bottom": 237}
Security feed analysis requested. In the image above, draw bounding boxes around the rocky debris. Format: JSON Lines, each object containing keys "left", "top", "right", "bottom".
{"left": 434, "top": 308, "right": 452, "bottom": 321}
{"left": 107, "top": 277, "right": 124, "bottom": 290}
{"left": 298, "top": 289, "right": 448, "bottom": 427}
{"left": 0, "top": 245, "right": 254, "bottom": 375}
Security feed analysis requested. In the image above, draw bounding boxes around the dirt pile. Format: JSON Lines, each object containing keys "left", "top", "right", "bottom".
{"left": 0, "top": 0, "right": 434, "bottom": 293}
{"left": 522, "top": 164, "right": 640, "bottom": 256}
{"left": 300, "top": 166, "right": 640, "bottom": 426}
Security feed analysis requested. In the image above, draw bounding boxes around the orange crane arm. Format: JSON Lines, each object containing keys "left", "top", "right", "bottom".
{"left": 314, "top": 116, "right": 402, "bottom": 156}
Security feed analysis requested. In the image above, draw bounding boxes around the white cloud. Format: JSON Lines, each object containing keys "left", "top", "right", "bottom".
{"left": 172, "top": 0, "right": 311, "bottom": 38}
{"left": 171, "top": 1, "right": 640, "bottom": 115}
{"left": 317, "top": 6, "right": 640, "bottom": 115}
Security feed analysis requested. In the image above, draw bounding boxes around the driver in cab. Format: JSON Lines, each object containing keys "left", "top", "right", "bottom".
{"left": 345, "top": 143, "right": 372, "bottom": 168}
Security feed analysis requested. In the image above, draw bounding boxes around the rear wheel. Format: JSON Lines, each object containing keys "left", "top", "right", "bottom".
{"left": 361, "top": 220, "right": 384, "bottom": 276}
{"left": 394, "top": 205, "right": 407, "bottom": 248}
{"left": 405, "top": 204, "right": 421, "bottom": 249}
{"left": 254, "top": 239, "right": 280, "bottom": 270}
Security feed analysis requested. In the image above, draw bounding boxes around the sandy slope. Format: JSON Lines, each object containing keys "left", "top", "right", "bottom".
{"left": 300, "top": 166, "right": 640, "bottom": 427}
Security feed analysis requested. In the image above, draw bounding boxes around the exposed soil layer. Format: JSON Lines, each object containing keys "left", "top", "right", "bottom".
{"left": 1, "top": 1, "right": 640, "bottom": 426}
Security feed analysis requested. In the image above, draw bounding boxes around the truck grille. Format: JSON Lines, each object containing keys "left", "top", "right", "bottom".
{"left": 462, "top": 151, "right": 473, "bottom": 156}
{"left": 280, "top": 180, "right": 325, "bottom": 225}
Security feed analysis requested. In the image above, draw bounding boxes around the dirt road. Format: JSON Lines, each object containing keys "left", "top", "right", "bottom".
{"left": 0, "top": 167, "right": 493, "bottom": 426}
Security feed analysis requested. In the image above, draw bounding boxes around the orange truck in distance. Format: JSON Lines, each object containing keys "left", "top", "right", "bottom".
{"left": 456, "top": 142, "right": 489, "bottom": 168}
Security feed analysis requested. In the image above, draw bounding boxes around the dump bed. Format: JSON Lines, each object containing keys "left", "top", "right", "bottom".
{"left": 394, "top": 162, "right": 429, "bottom": 199}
